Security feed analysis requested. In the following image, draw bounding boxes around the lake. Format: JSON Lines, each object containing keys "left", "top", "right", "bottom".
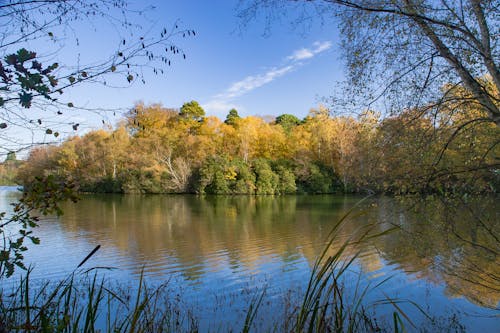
{"left": 0, "top": 187, "right": 498, "bottom": 331}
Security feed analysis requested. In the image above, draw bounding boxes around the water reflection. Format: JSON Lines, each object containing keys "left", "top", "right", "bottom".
{"left": 370, "top": 197, "right": 500, "bottom": 309}
{"left": 46, "top": 194, "right": 499, "bottom": 310}
{"left": 56, "top": 195, "right": 363, "bottom": 279}
{"left": 1, "top": 187, "right": 498, "bottom": 329}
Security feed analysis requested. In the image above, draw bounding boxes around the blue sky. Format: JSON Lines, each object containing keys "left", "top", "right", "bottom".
{"left": 2, "top": 1, "right": 344, "bottom": 155}
{"left": 64, "top": 0, "right": 343, "bottom": 123}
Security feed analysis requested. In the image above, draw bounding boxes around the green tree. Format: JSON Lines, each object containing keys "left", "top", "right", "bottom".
{"left": 274, "top": 162, "right": 297, "bottom": 194}
{"left": 254, "top": 159, "right": 279, "bottom": 195}
{"left": 198, "top": 156, "right": 231, "bottom": 194}
{"left": 180, "top": 100, "right": 206, "bottom": 122}
{"left": 275, "top": 113, "right": 300, "bottom": 133}
{"left": 5, "top": 151, "right": 16, "bottom": 162}
{"left": 225, "top": 108, "right": 241, "bottom": 126}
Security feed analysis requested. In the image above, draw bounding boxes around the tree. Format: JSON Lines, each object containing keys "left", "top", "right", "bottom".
{"left": 275, "top": 113, "right": 300, "bottom": 133}
{"left": 0, "top": 0, "right": 193, "bottom": 277}
{"left": 0, "top": 0, "right": 194, "bottom": 155}
{"left": 5, "top": 151, "right": 16, "bottom": 162}
{"left": 238, "top": 1, "right": 499, "bottom": 126}
{"left": 225, "top": 108, "right": 241, "bottom": 126}
{"left": 179, "top": 100, "right": 205, "bottom": 122}
{"left": 238, "top": 0, "right": 500, "bottom": 194}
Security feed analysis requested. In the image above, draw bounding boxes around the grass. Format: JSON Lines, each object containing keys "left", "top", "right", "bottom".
{"left": 0, "top": 268, "right": 200, "bottom": 333}
{"left": 0, "top": 200, "right": 459, "bottom": 332}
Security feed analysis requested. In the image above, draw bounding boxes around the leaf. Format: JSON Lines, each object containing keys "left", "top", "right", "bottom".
{"left": 67, "top": 102, "right": 74, "bottom": 107}
{"left": 5, "top": 54, "right": 17, "bottom": 65}
{"left": 46, "top": 129, "right": 53, "bottom": 134}
{"left": 29, "top": 236, "right": 40, "bottom": 245}
{"left": 48, "top": 32, "right": 53, "bottom": 37}
{"left": 48, "top": 76, "right": 58, "bottom": 87}
{"left": 81, "top": 71, "right": 87, "bottom": 78}
{"left": 72, "top": 123, "right": 79, "bottom": 131}
{"left": 16, "top": 48, "right": 36, "bottom": 63}
{"left": 31, "top": 60, "right": 42, "bottom": 71}
{"left": 54, "top": 132, "right": 59, "bottom": 137}
{"left": 19, "top": 91, "right": 33, "bottom": 108}
{"left": 111, "top": 65, "right": 116, "bottom": 72}
{"left": 68, "top": 76, "right": 75, "bottom": 84}
{"left": 0, "top": 123, "right": 7, "bottom": 129}
{"left": 127, "top": 74, "right": 133, "bottom": 83}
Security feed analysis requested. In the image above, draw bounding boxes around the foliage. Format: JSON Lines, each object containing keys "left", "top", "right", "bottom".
{"left": 275, "top": 113, "right": 300, "bottom": 133}
{"left": 0, "top": 48, "right": 59, "bottom": 110}
{"left": 225, "top": 108, "right": 241, "bottom": 126}
{"left": 16, "top": 94, "right": 500, "bottom": 195}
{"left": 0, "top": 0, "right": 194, "bottom": 155}
{"left": 0, "top": 176, "right": 78, "bottom": 277}
{"left": 254, "top": 158, "right": 279, "bottom": 195}
{"left": 238, "top": 1, "right": 499, "bottom": 127}
{"left": 0, "top": 0, "right": 194, "bottom": 277}
{"left": 0, "top": 156, "right": 22, "bottom": 185}
{"left": 5, "top": 152, "right": 16, "bottom": 162}
{"left": 180, "top": 100, "right": 205, "bottom": 122}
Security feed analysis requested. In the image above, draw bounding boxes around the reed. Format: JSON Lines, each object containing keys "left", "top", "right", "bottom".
{"left": 289, "top": 198, "right": 405, "bottom": 333}
{"left": 0, "top": 268, "right": 197, "bottom": 332}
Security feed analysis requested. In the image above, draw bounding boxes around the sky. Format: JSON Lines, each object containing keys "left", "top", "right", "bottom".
{"left": 63, "top": 0, "right": 344, "bottom": 123}
{"left": 2, "top": 0, "right": 345, "bottom": 155}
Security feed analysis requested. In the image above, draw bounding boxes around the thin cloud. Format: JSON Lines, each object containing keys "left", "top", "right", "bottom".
{"left": 224, "top": 65, "right": 294, "bottom": 99}
{"left": 204, "top": 41, "right": 332, "bottom": 115}
{"left": 288, "top": 48, "right": 315, "bottom": 61}
{"left": 312, "top": 41, "right": 332, "bottom": 53}
{"left": 202, "top": 100, "right": 243, "bottom": 116}
{"left": 287, "top": 41, "right": 332, "bottom": 62}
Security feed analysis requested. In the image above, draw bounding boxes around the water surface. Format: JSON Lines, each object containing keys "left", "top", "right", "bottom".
{"left": 1, "top": 188, "right": 498, "bottom": 331}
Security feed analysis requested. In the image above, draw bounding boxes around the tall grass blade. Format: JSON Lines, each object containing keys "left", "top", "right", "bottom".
{"left": 77, "top": 245, "right": 101, "bottom": 268}
{"left": 242, "top": 289, "right": 265, "bottom": 333}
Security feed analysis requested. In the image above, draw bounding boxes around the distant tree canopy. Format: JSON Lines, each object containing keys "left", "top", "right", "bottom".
{"left": 275, "top": 114, "right": 301, "bottom": 132}
{"left": 180, "top": 100, "right": 205, "bottom": 121}
{"left": 18, "top": 92, "right": 500, "bottom": 195}
{"left": 225, "top": 108, "right": 241, "bottom": 126}
{"left": 5, "top": 151, "right": 16, "bottom": 162}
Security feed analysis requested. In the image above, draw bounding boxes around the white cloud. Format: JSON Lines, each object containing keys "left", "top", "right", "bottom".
{"left": 225, "top": 65, "right": 294, "bottom": 99}
{"left": 287, "top": 48, "right": 315, "bottom": 61}
{"left": 312, "top": 41, "right": 332, "bottom": 53}
{"left": 203, "top": 41, "right": 332, "bottom": 115}
{"left": 287, "top": 40, "right": 332, "bottom": 62}
{"left": 202, "top": 100, "right": 242, "bottom": 115}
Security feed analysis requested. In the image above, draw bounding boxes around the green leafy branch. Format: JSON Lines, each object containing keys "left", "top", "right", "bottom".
{"left": 0, "top": 175, "right": 79, "bottom": 278}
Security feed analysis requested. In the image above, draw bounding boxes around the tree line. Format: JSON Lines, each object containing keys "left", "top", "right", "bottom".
{"left": 17, "top": 86, "right": 499, "bottom": 195}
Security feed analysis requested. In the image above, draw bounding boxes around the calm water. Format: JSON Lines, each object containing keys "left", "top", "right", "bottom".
{"left": 1, "top": 187, "right": 499, "bottom": 331}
